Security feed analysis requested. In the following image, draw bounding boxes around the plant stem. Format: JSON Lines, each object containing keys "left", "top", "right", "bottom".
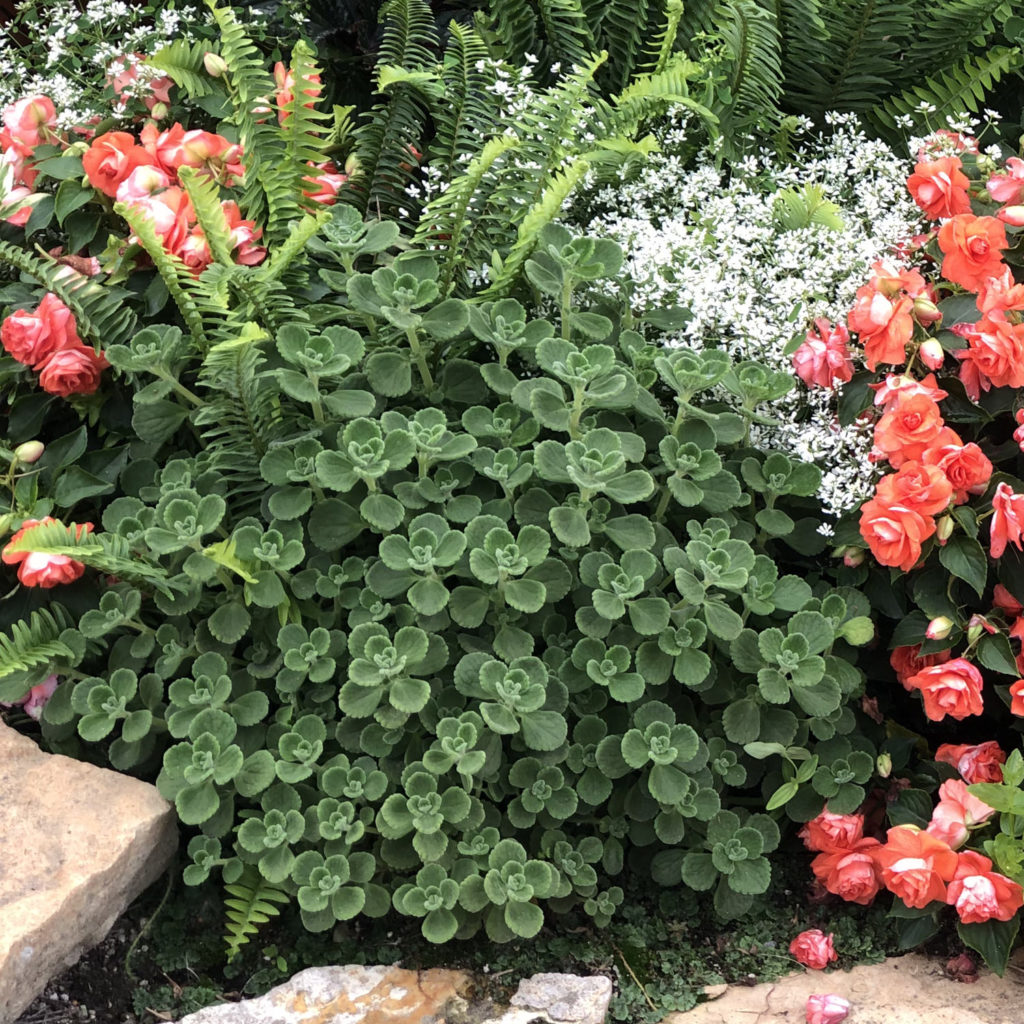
{"left": 406, "top": 327, "right": 434, "bottom": 391}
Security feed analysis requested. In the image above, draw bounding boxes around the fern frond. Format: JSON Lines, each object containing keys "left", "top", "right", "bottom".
{"left": 714, "top": 0, "right": 783, "bottom": 130}
{"left": 776, "top": 0, "right": 828, "bottom": 96}
{"left": 177, "top": 167, "right": 235, "bottom": 267}
{"left": 481, "top": 156, "right": 590, "bottom": 297}
{"left": 782, "top": 0, "right": 913, "bottom": 117}
{"left": 115, "top": 202, "right": 210, "bottom": 349}
{"left": 193, "top": 323, "right": 281, "bottom": 496}
{"left": 486, "top": 0, "right": 538, "bottom": 63}
{"left": 610, "top": 53, "right": 718, "bottom": 136}
{"left": 430, "top": 23, "right": 496, "bottom": 185}
{"left": 223, "top": 866, "right": 290, "bottom": 961}
{"left": 255, "top": 209, "right": 331, "bottom": 284}
{"left": 0, "top": 241, "right": 136, "bottom": 350}
{"left": 874, "top": 46, "right": 1023, "bottom": 134}
{"left": 377, "top": 0, "right": 438, "bottom": 68}
{"left": 598, "top": 0, "right": 653, "bottom": 89}
{"left": 0, "top": 607, "right": 75, "bottom": 681}
{"left": 905, "top": 0, "right": 1012, "bottom": 68}
{"left": 147, "top": 38, "right": 215, "bottom": 98}
{"left": 536, "top": 0, "right": 596, "bottom": 70}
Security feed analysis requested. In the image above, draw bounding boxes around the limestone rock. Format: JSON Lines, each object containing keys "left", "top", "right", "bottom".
{"left": 0, "top": 721, "right": 177, "bottom": 1024}
{"left": 510, "top": 973, "right": 613, "bottom": 1024}
{"left": 663, "top": 953, "right": 1024, "bottom": 1024}
{"left": 176, "top": 967, "right": 614, "bottom": 1024}
{"left": 177, "top": 965, "right": 474, "bottom": 1023}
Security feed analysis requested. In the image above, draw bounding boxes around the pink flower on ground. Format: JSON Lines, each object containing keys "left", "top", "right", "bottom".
{"left": 793, "top": 319, "right": 854, "bottom": 389}
{"left": 789, "top": 929, "right": 837, "bottom": 970}
{"left": 926, "top": 779, "right": 996, "bottom": 849}
{"left": 806, "top": 994, "right": 851, "bottom": 1024}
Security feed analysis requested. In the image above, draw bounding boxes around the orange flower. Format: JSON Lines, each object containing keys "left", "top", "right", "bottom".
{"left": 873, "top": 393, "right": 945, "bottom": 467}
{"left": 946, "top": 850, "right": 1024, "bottom": 924}
{"left": 920, "top": 440, "right": 992, "bottom": 504}
{"left": 1, "top": 517, "right": 93, "bottom": 588}
{"left": 847, "top": 285, "right": 914, "bottom": 371}
{"left": 1009, "top": 679, "right": 1024, "bottom": 716}
{"left": 935, "top": 741, "right": 1005, "bottom": 783}
{"left": 890, "top": 645, "right": 951, "bottom": 691}
{"left": 82, "top": 130, "right": 159, "bottom": 198}
{"left": 956, "top": 317, "right": 1024, "bottom": 394}
{"left": 810, "top": 837, "right": 883, "bottom": 905}
{"left": 907, "top": 156, "right": 971, "bottom": 220}
{"left": 938, "top": 214, "right": 1007, "bottom": 291}
{"left": 875, "top": 462, "right": 953, "bottom": 517}
{"left": 799, "top": 809, "right": 865, "bottom": 853}
{"left": 905, "top": 657, "right": 984, "bottom": 721}
{"left": 991, "top": 482, "right": 1024, "bottom": 558}
{"left": 872, "top": 826, "right": 958, "bottom": 909}
{"left": 858, "top": 498, "right": 935, "bottom": 571}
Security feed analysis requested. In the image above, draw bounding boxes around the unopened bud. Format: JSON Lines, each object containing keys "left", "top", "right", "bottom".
{"left": 344, "top": 153, "right": 361, "bottom": 177}
{"left": 13, "top": 440, "right": 44, "bottom": 464}
{"left": 936, "top": 515, "right": 954, "bottom": 544}
{"left": 148, "top": 101, "right": 168, "bottom": 121}
{"left": 876, "top": 753, "right": 892, "bottom": 779}
{"left": 926, "top": 615, "right": 953, "bottom": 640}
{"left": 967, "top": 614, "right": 996, "bottom": 644}
{"left": 836, "top": 546, "right": 864, "bottom": 568}
{"left": 919, "top": 338, "right": 945, "bottom": 370}
{"left": 913, "top": 296, "right": 942, "bottom": 327}
{"left": 998, "top": 205, "right": 1024, "bottom": 227}
{"left": 0, "top": 513, "right": 13, "bottom": 536}
{"left": 204, "top": 52, "right": 228, "bottom": 78}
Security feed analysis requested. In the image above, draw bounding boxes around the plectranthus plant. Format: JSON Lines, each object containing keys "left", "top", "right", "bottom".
{"left": 0, "top": 209, "right": 883, "bottom": 951}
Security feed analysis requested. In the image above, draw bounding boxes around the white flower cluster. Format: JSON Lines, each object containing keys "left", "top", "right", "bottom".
{"left": 0, "top": 0, "right": 201, "bottom": 129}
{"left": 569, "top": 112, "right": 924, "bottom": 520}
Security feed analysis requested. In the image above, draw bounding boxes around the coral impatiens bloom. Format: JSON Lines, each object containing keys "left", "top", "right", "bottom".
{"left": 990, "top": 482, "right": 1024, "bottom": 558}
{"left": 874, "top": 462, "right": 953, "bottom": 517}
{"left": 82, "top": 130, "right": 159, "bottom": 197}
{"left": 905, "top": 657, "right": 984, "bottom": 721}
{"left": 1, "top": 292, "right": 82, "bottom": 369}
{"left": 920, "top": 440, "right": 992, "bottom": 504}
{"left": 926, "top": 779, "right": 996, "bottom": 849}
{"left": 789, "top": 929, "right": 837, "bottom": 970}
{"left": 799, "top": 809, "right": 865, "bottom": 853}
{"left": 907, "top": 156, "right": 971, "bottom": 220}
{"left": 956, "top": 317, "right": 1024, "bottom": 394}
{"left": 890, "top": 645, "right": 951, "bottom": 691}
{"left": 935, "top": 741, "right": 1005, "bottom": 784}
{"left": 873, "top": 393, "right": 945, "bottom": 467}
{"left": 938, "top": 214, "right": 1007, "bottom": 291}
{"left": 946, "top": 850, "right": 1024, "bottom": 924}
{"left": 858, "top": 499, "right": 935, "bottom": 572}
{"left": 1, "top": 517, "right": 93, "bottom": 588}
{"left": 847, "top": 285, "right": 914, "bottom": 371}
{"left": 873, "top": 826, "right": 958, "bottom": 908}
{"left": 987, "top": 157, "right": 1024, "bottom": 205}
{"left": 810, "top": 838, "right": 883, "bottom": 905}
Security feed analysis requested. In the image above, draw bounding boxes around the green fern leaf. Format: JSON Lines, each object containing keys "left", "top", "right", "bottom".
{"left": 223, "top": 866, "right": 291, "bottom": 961}
{"left": 0, "top": 607, "right": 75, "bottom": 682}
{"left": 147, "top": 38, "right": 215, "bottom": 98}
{"left": 177, "top": 167, "right": 235, "bottom": 267}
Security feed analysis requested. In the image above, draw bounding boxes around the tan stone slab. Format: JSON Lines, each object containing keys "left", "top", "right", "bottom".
{"left": 0, "top": 721, "right": 177, "bottom": 1024}
{"left": 663, "top": 952, "right": 1024, "bottom": 1024}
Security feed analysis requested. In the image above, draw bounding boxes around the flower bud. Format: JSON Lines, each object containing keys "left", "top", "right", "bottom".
{"left": 966, "top": 614, "right": 996, "bottom": 644}
{"left": 912, "top": 296, "right": 942, "bottom": 326}
{"left": 876, "top": 753, "right": 893, "bottom": 779}
{"left": 998, "top": 205, "right": 1024, "bottom": 227}
{"left": 833, "top": 545, "right": 864, "bottom": 567}
{"left": 0, "top": 513, "right": 13, "bottom": 536}
{"left": 13, "top": 440, "right": 44, "bottom": 464}
{"left": 204, "top": 52, "right": 228, "bottom": 78}
{"left": 344, "top": 153, "right": 361, "bottom": 177}
{"left": 918, "top": 337, "right": 945, "bottom": 370}
{"left": 805, "top": 992, "right": 850, "bottom": 1024}
{"left": 148, "top": 101, "right": 168, "bottom": 121}
{"left": 926, "top": 615, "right": 953, "bottom": 640}
{"left": 936, "top": 515, "right": 954, "bottom": 544}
